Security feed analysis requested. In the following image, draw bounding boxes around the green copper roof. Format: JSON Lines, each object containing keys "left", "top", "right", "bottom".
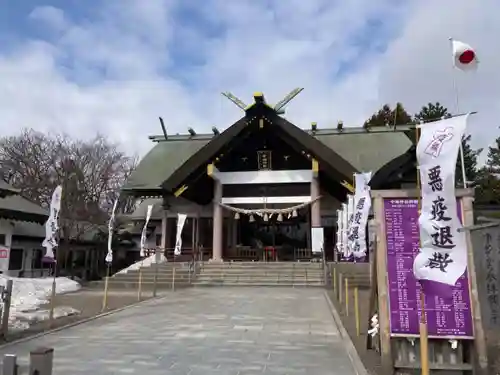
{"left": 122, "top": 138, "right": 209, "bottom": 193}
{"left": 122, "top": 127, "right": 412, "bottom": 195}
{"left": 314, "top": 131, "right": 412, "bottom": 173}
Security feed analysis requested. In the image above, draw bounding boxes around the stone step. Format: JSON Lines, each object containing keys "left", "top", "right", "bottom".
{"left": 198, "top": 269, "right": 323, "bottom": 273}
{"left": 198, "top": 273, "right": 323, "bottom": 278}
{"left": 116, "top": 270, "right": 189, "bottom": 279}
{"left": 197, "top": 273, "right": 323, "bottom": 278}
{"left": 193, "top": 281, "right": 324, "bottom": 287}
{"left": 201, "top": 265, "right": 323, "bottom": 269}
{"left": 199, "top": 267, "right": 323, "bottom": 273}
{"left": 111, "top": 276, "right": 192, "bottom": 283}
{"left": 195, "top": 276, "right": 323, "bottom": 282}
{"left": 87, "top": 281, "right": 191, "bottom": 290}
{"left": 196, "top": 274, "right": 323, "bottom": 280}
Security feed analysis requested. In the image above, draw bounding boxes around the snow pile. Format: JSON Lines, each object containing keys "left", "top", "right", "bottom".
{"left": 115, "top": 253, "right": 167, "bottom": 275}
{"left": 0, "top": 276, "right": 81, "bottom": 331}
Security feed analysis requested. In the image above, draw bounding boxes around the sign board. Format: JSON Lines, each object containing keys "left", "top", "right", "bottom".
{"left": 383, "top": 198, "right": 473, "bottom": 338}
{"left": 0, "top": 246, "right": 10, "bottom": 271}
{"left": 311, "top": 227, "right": 324, "bottom": 254}
{"left": 469, "top": 224, "right": 500, "bottom": 330}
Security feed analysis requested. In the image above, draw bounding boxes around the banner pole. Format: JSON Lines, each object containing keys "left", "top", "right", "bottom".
{"left": 137, "top": 258, "right": 143, "bottom": 301}
{"left": 449, "top": 38, "right": 467, "bottom": 189}
{"left": 102, "top": 264, "right": 110, "bottom": 311}
{"left": 48, "top": 261, "right": 57, "bottom": 329}
{"left": 172, "top": 255, "right": 176, "bottom": 292}
{"left": 416, "top": 125, "right": 430, "bottom": 375}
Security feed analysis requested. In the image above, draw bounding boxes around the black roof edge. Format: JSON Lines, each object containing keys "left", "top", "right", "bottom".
{"left": 161, "top": 103, "right": 358, "bottom": 193}
{"left": 160, "top": 117, "right": 248, "bottom": 191}
{"left": 370, "top": 145, "right": 416, "bottom": 189}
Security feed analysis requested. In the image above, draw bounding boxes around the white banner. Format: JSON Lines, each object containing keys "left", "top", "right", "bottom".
{"left": 355, "top": 172, "right": 372, "bottom": 195}
{"left": 311, "top": 227, "right": 324, "bottom": 254}
{"left": 105, "top": 199, "right": 119, "bottom": 264}
{"left": 341, "top": 203, "right": 349, "bottom": 258}
{"left": 345, "top": 194, "right": 355, "bottom": 254}
{"left": 336, "top": 209, "right": 343, "bottom": 255}
{"left": 42, "top": 185, "right": 62, "bottom": 261}
{"left": 413, "top": 115, "right": 469, "bottom": 288}
{"left": 174, "top": 213, "right": 187, "bottom": 256}
{"left": 350, "top": 172, "right": 372, "bottom": 259}
{"left": 140, "top": 205, "right": 154, "bottom": 257}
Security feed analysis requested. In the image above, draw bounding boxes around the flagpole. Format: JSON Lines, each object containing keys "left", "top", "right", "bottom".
{"left": 449, "top": 37, "right": 468, "bottom": 189}
{"left": 416, "top": 124, "right": 430, "bottom": 375}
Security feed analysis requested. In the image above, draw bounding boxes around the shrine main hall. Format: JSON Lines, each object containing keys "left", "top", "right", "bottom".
{"left": 121, "top": 92, "right": 416, "bottom": 262}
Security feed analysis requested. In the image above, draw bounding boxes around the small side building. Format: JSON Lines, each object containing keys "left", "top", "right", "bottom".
{"left": 0, "top": 181, "right": 49, "bottom": 277}
{"left": 0, "top": 180, "right": 108, "bottom": 279}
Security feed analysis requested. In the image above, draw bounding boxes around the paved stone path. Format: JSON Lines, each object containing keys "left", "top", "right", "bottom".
{"left": 0, "top": 288, "right": 361, "bottom": 375}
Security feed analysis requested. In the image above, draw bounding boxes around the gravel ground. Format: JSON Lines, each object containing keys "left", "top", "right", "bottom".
{"left": 1, "top": 288, "right": 165, "bottom": 343}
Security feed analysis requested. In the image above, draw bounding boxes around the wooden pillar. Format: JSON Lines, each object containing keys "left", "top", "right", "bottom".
{"left": 212, "top": 180, "right": 223, "bottom": 262}
{"left": 195, "top": 214, "right": 200, "bottom": 258}
{"left": 310, "top": 159, "right": 321, "bottom": 228}
{"left": 226, "top": 217, "right": 233, "bottom": 257}
{"left": 191, "top": 216, "right": 196, "bottom": 255}
{"left": 232, "top": 218, "right": 238, "bottom": 249}
{"left": 161, "top": 206, "right": 168, "bottom": 256}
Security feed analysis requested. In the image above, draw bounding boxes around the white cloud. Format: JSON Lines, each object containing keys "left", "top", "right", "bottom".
{"left": 29, "top": 5, "right": 67, "bottom": 31}
{"left": 0, "top": 0, "right": 498, "bottom": 161}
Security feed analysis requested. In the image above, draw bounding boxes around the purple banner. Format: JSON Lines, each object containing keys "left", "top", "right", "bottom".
{"left": 384, "top": 198, "right": 473, "bottom": 338}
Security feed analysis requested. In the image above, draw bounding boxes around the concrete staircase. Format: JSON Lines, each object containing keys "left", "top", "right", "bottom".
{"left": 89, "top": 262, "right": 194, "bottom": 290}
{"left": 193, "top": 262, "right": 325, "bottom": 287}
{"left": 329, "top": 262, "right": 371, "bottom": 289}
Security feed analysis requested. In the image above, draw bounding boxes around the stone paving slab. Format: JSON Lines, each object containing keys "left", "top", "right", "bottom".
{"left": 0, "top": 288, "right": 362, "bottom": 375}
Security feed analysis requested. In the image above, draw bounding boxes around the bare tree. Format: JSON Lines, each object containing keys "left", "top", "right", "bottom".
{"left": 0, "top": 129, "right": 137, "bottom": 243}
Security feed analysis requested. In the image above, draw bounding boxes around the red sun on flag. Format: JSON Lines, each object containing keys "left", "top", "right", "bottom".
{"left": 451, "top": 39, "right": 478, "bottom": 71}
{"left": 458, "top": 49, "right": 475, "bottom": 65}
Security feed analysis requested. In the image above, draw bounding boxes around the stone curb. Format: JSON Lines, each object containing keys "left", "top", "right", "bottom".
{"left": 0, "top": 295, "right": 167, "bottom": 350}
{"left": 324, "top": 290, "right": 370, "bottom": 375}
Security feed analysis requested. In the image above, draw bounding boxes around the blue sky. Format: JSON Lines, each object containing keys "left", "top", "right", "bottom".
{"left": 0, "top": 0, "right": 498, "bottom": 158}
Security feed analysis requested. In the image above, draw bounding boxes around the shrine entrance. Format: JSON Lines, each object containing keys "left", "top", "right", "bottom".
{"left": 228, "top": 210, "right": 311, "bottom": 262}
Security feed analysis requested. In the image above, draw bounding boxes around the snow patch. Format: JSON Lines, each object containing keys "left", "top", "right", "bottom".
{"left": 0, "top": 276, "right": 81, "bottom": 331}
{"left": 115, "top": 253, "right": 167, "bottom": 275}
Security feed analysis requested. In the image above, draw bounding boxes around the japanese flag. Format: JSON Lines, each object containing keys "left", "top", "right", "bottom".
{"left": 451, "top": 38, "right": 478, "bottom": 71}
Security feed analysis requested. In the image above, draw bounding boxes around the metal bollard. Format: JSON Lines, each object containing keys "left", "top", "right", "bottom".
{"left": 3, "top": 354, "right": 18, "bottom": 375}
{"left": 29, "top": 347, "right": 54, "bottom": 375}
{"left": 338, "top": 273, "right": 343, "bottom": 304}
{"left": 345, "top": 278, "right": 349, "bottom": 316}
{"left": 153, "top": 248, "right": 161, "bottom": 297}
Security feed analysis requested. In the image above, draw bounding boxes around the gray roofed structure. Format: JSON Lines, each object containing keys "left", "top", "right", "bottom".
{"left": 122, "top": 128, "right": 412, "bottom": 196}
{"left": 0, "top": 195, "right": 48, "bottom": 216}
{"left": 0, "top": 180, "right": 20, "bottom": 198}
{"left": 12, "top": 220, "right": 106, "bottom": 242}
{"left": 122, "top": 139, "right": 209, "bottom": 194}
{"left": 125, "top": 198, "right": 163, "bottom": 220}
{"left": 0, "top": 188, "right": 48, "bottom": 223}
